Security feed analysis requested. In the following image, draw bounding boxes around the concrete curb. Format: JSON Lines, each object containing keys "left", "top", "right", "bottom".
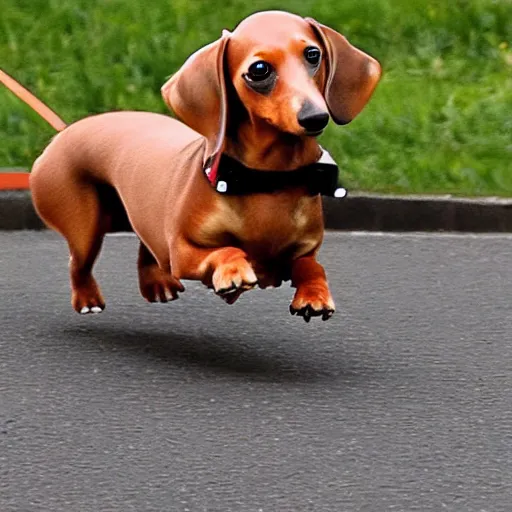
{"left": 1, "top": 189, "right": 511, "bottom": 232}
{"left": 323, "top": 194, "right": 512, "bottom": 232}
{"left": 0, "top": 190, "right": 45, "bottom": 230}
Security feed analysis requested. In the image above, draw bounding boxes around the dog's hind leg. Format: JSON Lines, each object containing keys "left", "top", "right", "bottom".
{"left": 30, "top": 160, "right": 108, "bottom": 314}
{"left": 138, "top": 242, "right": 184, "bottom": 303}
{"left": 67, "top": 218, "right": 107, "bottom": 315}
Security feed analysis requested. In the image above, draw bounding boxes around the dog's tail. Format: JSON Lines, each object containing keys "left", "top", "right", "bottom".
{"left": 0, "top": 69, "right": 67, "bottom": 132}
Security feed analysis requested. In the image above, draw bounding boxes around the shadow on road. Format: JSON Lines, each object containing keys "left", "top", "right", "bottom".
{"left": 59, "top": 324, "right": 375, "bottom": 385}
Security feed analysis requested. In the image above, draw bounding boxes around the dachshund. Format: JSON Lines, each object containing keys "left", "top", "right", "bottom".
{"left": 0, "top": 11, "right": 381, "bottom": 321}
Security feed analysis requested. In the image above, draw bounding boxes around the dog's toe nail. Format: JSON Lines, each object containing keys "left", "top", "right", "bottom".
{"left": 322, "top": 309, "right": 334, "bottom": 321}
{"left": 90, "top": 306, "right": 103, "bottom": 314}
{"left": 80, "top": 306, "right": 90, "bottom": 315}
{"left": 217, "top": 285, "right": 236, "bottom": 296}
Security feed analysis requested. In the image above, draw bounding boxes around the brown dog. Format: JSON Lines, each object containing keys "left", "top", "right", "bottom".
{"left": 1, "top": 11, "right": 381, "bottom": 321}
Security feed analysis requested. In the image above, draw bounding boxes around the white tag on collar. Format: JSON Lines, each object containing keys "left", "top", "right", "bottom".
{"left": 334, "top": 187, "right": 347, "bottom": 198}
{"left": 216, "top": 180, "right": 228, "bottom": 193}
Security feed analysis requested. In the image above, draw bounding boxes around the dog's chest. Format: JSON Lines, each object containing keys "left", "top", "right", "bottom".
{"left": 198, "top": 192, "right": 322, "bottom": 259}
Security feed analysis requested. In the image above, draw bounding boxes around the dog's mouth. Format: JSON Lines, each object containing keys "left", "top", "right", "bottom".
{"left": 304, "top": 128, "right": 324, "bottom": 137}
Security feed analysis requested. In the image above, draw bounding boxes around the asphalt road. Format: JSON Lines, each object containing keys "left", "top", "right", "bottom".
{"left": 1, "top": 231, "right": 511, "bottom": 512}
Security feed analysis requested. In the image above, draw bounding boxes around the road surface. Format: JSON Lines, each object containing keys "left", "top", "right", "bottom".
{"left": 1, "top": 231, "right": 511, "bottom": 511}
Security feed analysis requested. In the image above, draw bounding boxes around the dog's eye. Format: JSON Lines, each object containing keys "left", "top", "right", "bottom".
{"left": 304, "top": 46, "right": 321, "bottom": 66}
{"left": 246, "top": 61, "right": 273, "bottom": 82}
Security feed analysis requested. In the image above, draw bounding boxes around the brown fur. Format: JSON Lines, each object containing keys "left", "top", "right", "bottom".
{"left": 3, "top": 11, "right": 381, "bottom": 321}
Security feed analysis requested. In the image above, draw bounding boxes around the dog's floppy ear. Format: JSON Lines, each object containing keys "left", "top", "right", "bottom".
{"left": 306, "top": 18, "right": 381, "bottom": 125}
{"left": 161, "top": 32, "right": 230, "bottom": 164}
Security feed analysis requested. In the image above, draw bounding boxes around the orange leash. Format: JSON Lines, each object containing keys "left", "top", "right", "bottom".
{"left": 0, "top": 69, "right": 67, "bottom": 132}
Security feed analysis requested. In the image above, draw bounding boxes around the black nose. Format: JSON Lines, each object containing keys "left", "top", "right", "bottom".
{"left": 297, "top": 101, "right": 329, "bottom": 134}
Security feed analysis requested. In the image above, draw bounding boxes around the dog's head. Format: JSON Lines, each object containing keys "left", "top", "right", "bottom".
{"left": 162, "top": 11, "right": 381, "bottom": 160}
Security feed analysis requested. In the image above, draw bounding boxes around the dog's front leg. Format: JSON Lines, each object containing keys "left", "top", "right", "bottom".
{"left": 290, "top": 256, "right": 335, "bottom": 322}
{"left": 138, "top": 241, "right": 185, "bottom": 303}
{"left": 173, "top": 242, "right": 258, "bottom": 304}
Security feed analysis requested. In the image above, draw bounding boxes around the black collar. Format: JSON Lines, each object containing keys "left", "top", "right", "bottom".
{"left": 203, "top": 149, "right": 347, "bottom": 198}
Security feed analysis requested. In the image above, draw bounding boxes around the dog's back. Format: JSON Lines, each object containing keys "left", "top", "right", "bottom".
{"left": 32, "top": 111, "right": 201, "bottom": 185}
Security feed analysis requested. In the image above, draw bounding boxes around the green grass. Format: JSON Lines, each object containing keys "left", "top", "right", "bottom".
{"left": 1, "top": 0, "right": 511, "bottom": 196}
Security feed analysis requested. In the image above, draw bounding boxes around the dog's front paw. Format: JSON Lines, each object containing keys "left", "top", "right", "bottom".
{"left": 290, "top": 282, "right": 335, "bottom": 322}
{"left": 212, "top": 259, "right": 258, "bottom": 304}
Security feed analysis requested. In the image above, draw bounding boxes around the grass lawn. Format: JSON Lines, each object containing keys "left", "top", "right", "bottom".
{"left": 1, "top": 0, "right": 511, "bottom": 196}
